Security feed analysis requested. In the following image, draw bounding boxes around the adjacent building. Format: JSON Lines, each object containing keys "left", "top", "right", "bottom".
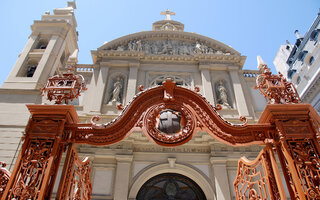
{"left": 274, "top": 11, "right": 320, "bottom": 114}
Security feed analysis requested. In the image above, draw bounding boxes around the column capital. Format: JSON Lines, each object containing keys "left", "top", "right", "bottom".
{"left": 227, "top": 66, "right": 240, "bottom": 71}
{"left": 115, "top": 155, "right": 133, "bottom": 163}
{"left": 210, "top": 157, "right": 227, "bottom": 165}
{"left": 129, "top": 62, "right": 140, "bottom": 68}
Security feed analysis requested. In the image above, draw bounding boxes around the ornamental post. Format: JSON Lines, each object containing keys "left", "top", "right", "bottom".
{"left": 254, "top": 59, "right": 320, "bottom": 199}
{"left": 259, "top": 104, "right": 320, "bottom": 199}
{"left": 1, "top": 105, "right": 79, "bottom": 200}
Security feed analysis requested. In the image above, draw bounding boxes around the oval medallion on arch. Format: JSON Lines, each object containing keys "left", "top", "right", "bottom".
{"left": 143, "top": 103, "right": 195, "bottom": 146}
{"left": 136, "top": 173, "right": 207, "bottom": 200}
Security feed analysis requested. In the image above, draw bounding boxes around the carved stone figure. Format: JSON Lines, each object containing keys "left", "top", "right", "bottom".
{"left": 136, "top": 40, "right": 142, "bottom": 51}
{"left": 194, "top": 41, "right": 202, "bottom": 54}
{"left": 116, "top": 45, "right": 124, "bottom": 51}
{"left": 216, "top": 80, "right": 231, "bottom": 108}
{"left": 128, "top": 41, "right": 133, "bottom": 51}
{"left": 110, "top": 77, "right": 123, "bottom": 103}
{"left": 160, "top": 41, "right": 172, "bottom": 55}
{"left": 109, "top": 39, "right": 231, "bottom": 56}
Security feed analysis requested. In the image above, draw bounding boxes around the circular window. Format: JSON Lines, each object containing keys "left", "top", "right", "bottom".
{"left": 136, "top": 173, "right": 207, "bottom": 200}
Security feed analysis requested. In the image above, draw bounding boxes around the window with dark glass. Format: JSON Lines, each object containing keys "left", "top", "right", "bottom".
{"left": 136, "top": 173, "right": 206, "bottom": 200}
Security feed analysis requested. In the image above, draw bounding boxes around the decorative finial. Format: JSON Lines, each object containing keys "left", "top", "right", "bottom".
{"left": 254, "top": 61, "right": 301, "bottom": 104}
{"left": 294, "top": 30, "right": 303, "bottom": 39}
{"left": 41, "top": 65, "right": 87, "bottom": 104}
{"left": 160, "top": 9, "right": 175, "bottom": 20}
{"left": 257, "top": 56, "right": 266, "bottom": 70}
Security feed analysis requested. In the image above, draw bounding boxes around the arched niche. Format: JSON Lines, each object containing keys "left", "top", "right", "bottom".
{"left": 104, "top": 72, "right": 127, "bottom": 105}
{"left": 214, "top": 79, "right": 234, "bottom": 109}
{"left": 128, "top": 163, "right": 216, "bottom": 200}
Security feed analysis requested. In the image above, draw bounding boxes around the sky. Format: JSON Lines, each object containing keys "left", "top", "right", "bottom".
{"left": 0, "top": 0, "right": 319, "bottom": 86}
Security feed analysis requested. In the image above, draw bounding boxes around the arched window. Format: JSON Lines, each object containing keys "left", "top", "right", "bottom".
{"left": 136, "top": 173, "right": 206, "bottom": 200}
{"left": 150, "top": 75, "right": 190, "bottom": 87}
{"left": 26, "top": 64, "right": 37, "bottom": 77}
{"left": 36, "top": 39, "right": 48, "bottom": 49}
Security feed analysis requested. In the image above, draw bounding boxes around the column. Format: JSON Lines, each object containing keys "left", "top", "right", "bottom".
{"left": 114, "top": 155, "right": 133, "bottom": 200}
{"left": 210, "top": 157, "right": 231, "bottom": 200}
{"left": 84, "top": 65, "right": 109, "bottom": 113}
{"left": 125, "top": 64, "right": 139, "bottom": 104}
{"left": 229, "top": 69, "right": 249, "bottom": 116}
{"left": 200, "top": 68, "right": 215, "bottom": 105}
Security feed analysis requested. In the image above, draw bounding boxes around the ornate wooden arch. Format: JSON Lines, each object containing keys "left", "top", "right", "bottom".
{"left": 70, "top": 79, "right": 273, "bottom": 147}
{"left": 2, "top": 70, "right": 320, "bottom": 200}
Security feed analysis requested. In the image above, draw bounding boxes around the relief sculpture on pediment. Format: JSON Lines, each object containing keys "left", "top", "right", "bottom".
{"left": 105, "top": 39, "right": 231, "bottom": 56}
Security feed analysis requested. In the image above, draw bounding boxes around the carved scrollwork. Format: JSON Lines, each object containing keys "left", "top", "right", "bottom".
{"left": 8, "top": 140, "right": 54, "bottom": 199}
{"left": 286, "top": 139, "right": 320, "bottom": 198}
{"left": 41, "top": 65, "right": 87, "bottom": 104}
{"left": 57, "top": 145, "right": 92, "bottom": 200}
{"left": 0, "top": 162, "right": 10, "bottom": 198}
{"left": 234, "top": 147, "right": 280, "bottom": 200}
{"left": 255, "top": 64, "right": 300, "bottom": 104}
{"left": 73, "top": 79, "right": 272, "bottom": 146}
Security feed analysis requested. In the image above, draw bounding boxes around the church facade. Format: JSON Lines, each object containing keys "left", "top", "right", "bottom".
{"left": 0, "top": 2, "right": 283, "bottom": 200}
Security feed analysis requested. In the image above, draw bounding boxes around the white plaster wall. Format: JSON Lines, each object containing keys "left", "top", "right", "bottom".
{"left": 92, "top": 169, "right": 114, "bottom": 196}
{"left": 0, "top": 127, "right": 23, "bottom": 171}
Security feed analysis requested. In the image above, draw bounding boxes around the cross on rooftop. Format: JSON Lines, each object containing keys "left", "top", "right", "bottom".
{"left": 160, "top": 9, "right": 175, "bottom": 20}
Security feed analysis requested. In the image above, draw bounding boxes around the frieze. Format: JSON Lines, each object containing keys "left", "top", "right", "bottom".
{"left": 133, "top": 145, "right": 211, "bottom": 153}
{"left": 103, "top": 39, "right": 231, "bottom": 56}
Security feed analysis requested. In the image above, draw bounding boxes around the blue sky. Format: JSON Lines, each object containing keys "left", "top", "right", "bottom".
{"left": 0, "top": 0, "right": 318, "bottom": 85}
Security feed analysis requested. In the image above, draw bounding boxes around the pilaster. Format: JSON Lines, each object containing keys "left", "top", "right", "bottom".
{"left": 200, "top": 68, "right": 215, "bottom": 105}
{"left": 210, "top": 157, "right": 231, "bottom": 200}
{"left": 113, "top": 155, "right": 133, "bottom": 200}
{"left": 84, "top": 65, "right": 109, "bottom": 113}
{"left": 125, "top": 63, "right": 139, "bottom": 104}
{"left": 229, "top": 69, "right": 249, "bottom": 116}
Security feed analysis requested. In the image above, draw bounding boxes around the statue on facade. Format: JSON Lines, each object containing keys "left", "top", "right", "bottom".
{"left": 194, "top": 41, "right": 202, "bottom": 54}
{"left": 136, "top": 40, "right": 142, "bottom": 51}
{"left": 216, "top": 80, "right": 231, "bottom": 108}
{"left": 110, "top": 77, "right": 123, "bottom": 104}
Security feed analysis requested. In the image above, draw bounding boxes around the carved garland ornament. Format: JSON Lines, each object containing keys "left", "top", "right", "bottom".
{"left": 144, "top": 103, "right": 195, "bottom": 145}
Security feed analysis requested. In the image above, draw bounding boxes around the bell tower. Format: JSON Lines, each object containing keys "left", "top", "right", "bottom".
{"left": 2, "top": 1, "right": 78, "bottom": 90}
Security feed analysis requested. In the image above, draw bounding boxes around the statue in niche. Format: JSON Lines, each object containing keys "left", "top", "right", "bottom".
{"left": 109, "top": 76, "right": 124, "bottom": 104}
{"left": 216, "top": 80, "right": 231, "bottom": 109}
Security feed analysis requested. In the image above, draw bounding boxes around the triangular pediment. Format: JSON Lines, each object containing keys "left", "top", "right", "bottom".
{"left": 97, "top": 31, "right": 240, "bottom": 57}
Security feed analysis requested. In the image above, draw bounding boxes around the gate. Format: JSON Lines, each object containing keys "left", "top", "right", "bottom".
{"left": 1, "top": 64, "right": 320, "bottom": 199}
